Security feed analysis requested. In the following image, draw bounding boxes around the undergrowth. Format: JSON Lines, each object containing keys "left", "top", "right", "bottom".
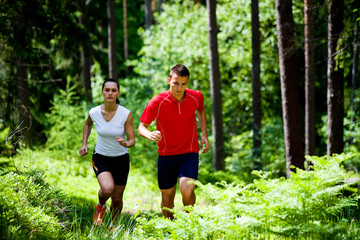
{"left": 0, "top": 170, "right": 73, "bottom": 239}
{"left": 1, "top": 152, "right": 359, "bottom": 239}
{"left": 133, "top": 154, "right": 360, "bottom": 239}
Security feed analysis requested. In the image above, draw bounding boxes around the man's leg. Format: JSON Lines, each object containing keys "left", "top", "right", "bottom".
{"left": 160, "top": 185, "right": 176, "bottom": 219}
{"left": 110, "top": 185, "right": 126, "bottom": 223}
{"left": 179, "top": 177, "right": 196, "bottom": 207}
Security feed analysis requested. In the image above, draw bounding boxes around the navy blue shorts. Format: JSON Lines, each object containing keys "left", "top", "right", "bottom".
{"left": 92, "top": 153, "right": 130, "bottom": 185}
{"left": 158, "top": 152, "right": 199, "bottom": 190}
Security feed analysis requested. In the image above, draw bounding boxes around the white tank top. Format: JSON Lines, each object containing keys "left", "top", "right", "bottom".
{"left": 89, "top": 104, "right": 130, "bottom": 156}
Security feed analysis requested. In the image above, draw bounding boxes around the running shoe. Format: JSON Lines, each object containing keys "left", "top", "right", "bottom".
{"left": 92, "top": 204, "right": 106, "bottom": 226}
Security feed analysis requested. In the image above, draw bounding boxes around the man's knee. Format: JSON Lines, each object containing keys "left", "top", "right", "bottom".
{"left": 161, "top": 188, "right": 175, "bottom": 205}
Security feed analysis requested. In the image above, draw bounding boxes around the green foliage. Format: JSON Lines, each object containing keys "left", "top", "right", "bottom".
{"left": 45, "top": 76, "right": 86, "bottom": 155}
{"left": 133, "top": 154, "right": 360, "bottom": 239}
{"left": 129, "top": 0, "right": 281, "bottom": 177}
{"left": 0, "top": 170, "right": 73, "bottom": 239}
{"left": 0, "top": 123, "right": 12, "bottom": 157}
{"left": 225, "top": 117, "right": 286, "bottom": 181}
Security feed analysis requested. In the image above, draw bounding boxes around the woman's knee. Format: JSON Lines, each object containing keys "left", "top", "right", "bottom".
{"left": 101, "top": 185, "right": 115, "bottom": 196}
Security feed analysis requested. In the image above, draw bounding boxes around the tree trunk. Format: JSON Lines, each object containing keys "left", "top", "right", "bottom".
{"left": 206, "top": 0, "right": 225, "bottom": 171}
{"left": 145, "top": 0, "right": 152, "bottom": 29}
{"left": 157, "top": 0, "right": 163, "bottom": 14}
{"left": 13, "top": 3, "right": 31, "bottom": 146}
{"left": 16, "top": 56, "right": 31, "bottom": 146}
{"left": 108, "top": 0, "right": 118, "bottom": 80}
{"left": 275, "top": 0, "right": 304, "bottom": 178}
{"left": 350, "top": 7, "right": 359, "bottom": 146}
{"left": 79, "top": 0, "right": 92, "bottom": 103}
{"left": 251, "top": 0, "right": 262, "bottom": 170}
{"left": 304, "top": 0, "right": 315, "bottom": 161}
{"left": 123, "top": 0, "right": 129, "bottom": 76}
{"left": 327, "top": 0, "right": 344, "bottom": 155}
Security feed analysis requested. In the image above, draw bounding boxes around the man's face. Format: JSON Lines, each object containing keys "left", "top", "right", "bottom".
{"left": 168, "top": 73, "right": 189, "bottom": 101}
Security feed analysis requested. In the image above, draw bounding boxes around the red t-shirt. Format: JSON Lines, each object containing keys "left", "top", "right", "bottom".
{"left": 140, "top": 89, "right": 204, "bottom": 156}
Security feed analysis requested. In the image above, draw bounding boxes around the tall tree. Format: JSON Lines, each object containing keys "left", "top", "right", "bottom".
{"left": 157, "top": 0, "right": 164, "bottom": 14}
{"left": 145, "top": 0, "right": 152, "bottom": 29}
{"left": 123, "top": 0, "right": 129, "bottom": 76}
{"left": 108, "top": 0, "right": 118, "bottom": 79}
{"left": 251, "top": 0, "right": 262, "bottom": 169}
{"left": 327, "top": 0, "right": 344, "bottom": 155}
{"left": 304, "top": 0, "right": 315, "bottom": 159}
{"left": 275, "top": 0, "right": 304, "bottom": 178}
{"left": 206, "top": 0, "right": 225, "bottom": 170}
{"left": 79, "top": 0, "right": 93, "bottom": 103}
{"left": 12, "top": 3, "right": 32, "bottom": 145}
{"left": 350, "top": 4, "right": 359, "bottom": 146}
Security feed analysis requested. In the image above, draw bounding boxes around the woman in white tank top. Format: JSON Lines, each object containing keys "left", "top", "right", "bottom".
{"left": 79, "top": 78, "right": 135, "bottom": 229}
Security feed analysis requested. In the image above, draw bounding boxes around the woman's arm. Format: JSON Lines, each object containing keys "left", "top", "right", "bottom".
{"left": 79, "top": 115, "right": 93, "bottom": 156}
{"left": 116, "top": 112, "right": 135, "bottom": 148}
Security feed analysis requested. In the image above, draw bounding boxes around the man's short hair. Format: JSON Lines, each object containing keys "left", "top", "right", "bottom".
{"left": 169, "top": 64, "right": 190, "bottom": 79}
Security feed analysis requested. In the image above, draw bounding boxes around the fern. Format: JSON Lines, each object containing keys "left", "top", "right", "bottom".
{"left": 133, "top": 154, "right": 360, "bottom": 239}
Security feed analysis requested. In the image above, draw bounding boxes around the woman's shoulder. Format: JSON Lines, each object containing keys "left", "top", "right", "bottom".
{"left": 117, "top": 104, "right": 131, "bottom": 113}
{"left": 89, "top": 105, "right": 102, "bottom": 115}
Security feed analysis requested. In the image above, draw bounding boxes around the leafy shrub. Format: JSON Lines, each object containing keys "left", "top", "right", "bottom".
{"left": 133, "top": 154, "right": 360, "bottom": 239}
{"left": 0, "top": 169, "right": 73, "bottom": 239}
{"left": 225, "top": 117, "right": 286, "bottom": 182}
{"left": 45, "top": 76, "right": 86, "bottom": 155}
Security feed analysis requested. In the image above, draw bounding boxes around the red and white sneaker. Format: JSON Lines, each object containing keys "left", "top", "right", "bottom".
{"left": 92, "top": 204, "right": 106, "bottom": 226}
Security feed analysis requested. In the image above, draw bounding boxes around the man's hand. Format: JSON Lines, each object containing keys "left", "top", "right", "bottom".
{"left": 150, "top": 130, "right": 162, "bottom": 143}
{"left": 200, "top": 136, "right": 210, "bottom": 153}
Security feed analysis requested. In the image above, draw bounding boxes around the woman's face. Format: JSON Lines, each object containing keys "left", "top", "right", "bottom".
{"left": 102, "top": 82, "right": 119, "bottom": 103}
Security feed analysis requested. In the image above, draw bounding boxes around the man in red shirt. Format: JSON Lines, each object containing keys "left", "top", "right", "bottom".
{"left": 138, "top": 64, "right": 210, "bottom": 219}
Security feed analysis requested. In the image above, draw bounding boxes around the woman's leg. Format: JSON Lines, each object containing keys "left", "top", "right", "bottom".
{"left": 110, "top": 184, "right": 126, "bottom": 223}
{"left": 97, "top": 171, "right": 115, "bottom": 204}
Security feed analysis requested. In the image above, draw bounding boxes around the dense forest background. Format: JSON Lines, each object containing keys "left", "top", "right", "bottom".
{"left": 1, "top": 0, "right": 359, "bottom": 176}
{"left": 1, "top": 0, "right": 360, "bottom": 239}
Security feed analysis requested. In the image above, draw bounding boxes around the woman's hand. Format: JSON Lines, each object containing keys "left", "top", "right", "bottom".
{"left": 79, "top": 145, "right": 88, "bottom": 156}
{"left": 116, "top": 136, "right": 128, "bottom": 147}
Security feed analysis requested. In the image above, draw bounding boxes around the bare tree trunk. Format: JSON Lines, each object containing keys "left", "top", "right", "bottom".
{"left": 206, "top": 0, "right": 225, "bottom": 171}
{"left": 276, "top": 0, "right": 304, "bottom": 178}
{"left": 157, "top": 0, "right": 163, "bottom": 14}
{"left": 123, "top": 0, "right": 129, "bottom": 76}
{"left": 16, "top": 56, "right": 31, "bottom": 145}
{"left": 13, "top": 3, "right": 31, "bottom": 146}
{"left": 304, "top": 0, "right": 315, "bottom": 161}
{"left": 145, "top": 0, "right": 152, "bottom": 29}
{"left": 350, "top": 8, "right": 359, "bottom": 146}
{"left": 327, "top": 0, "right": 344, "bottom": 155}
{"left": 79, "top": 0, "right": 92, "bottom": 103}
{"left": 108, "top": 0, "right": 118, "bottom": 79}
{"left": 251, "top": 0, "right": 262, "bottom": 170}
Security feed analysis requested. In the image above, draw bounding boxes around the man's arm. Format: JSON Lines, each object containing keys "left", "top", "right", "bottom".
{"left": 138, "top": 121, "right": 162, "bottom": 143}
{"left": 196, "top": 110, "right": 210, "bottom": 153}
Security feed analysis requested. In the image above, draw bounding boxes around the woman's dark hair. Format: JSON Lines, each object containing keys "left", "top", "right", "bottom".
{"left": 102, "top": 78, "right": 120, "bottom": 104}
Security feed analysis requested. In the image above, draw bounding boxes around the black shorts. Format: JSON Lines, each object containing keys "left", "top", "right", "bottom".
{"left": 158, "top": 152, "right": 199, "bottom": 190}
{"left": 92, "top": 153, "right": 130, "bottom": 185}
